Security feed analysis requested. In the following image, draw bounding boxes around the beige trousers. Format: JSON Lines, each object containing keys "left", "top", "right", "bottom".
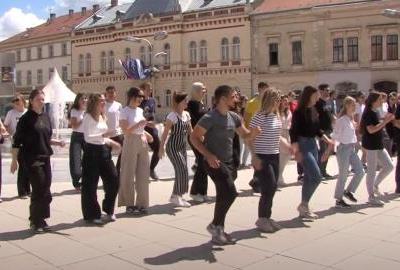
{"left": 118, "top": 134, "right": 150, "bottom": 208}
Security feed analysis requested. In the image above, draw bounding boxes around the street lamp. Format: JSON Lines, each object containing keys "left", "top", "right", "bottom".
{"left": 383, "top": 9, "right": 400, "bottom": 18}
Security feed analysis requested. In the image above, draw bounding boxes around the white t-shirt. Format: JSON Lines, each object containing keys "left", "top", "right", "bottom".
{"left": 4, "top": 108, "right": 27, "bottom": 136}
{"left": 70, "top": 108, "right": 85, "bottom": 133}
{"left": 106, "top": 101, "right": 122, "bottom": 137}
{"left": 120, "top": 106, "right": 146, "bottom": 135}
{"left": 331, "top": 115, "right": 357, "bottom": 144}
{"left": 166, "top": 111, "right": 191, "bottom": 124}
{"left": 82, "top": 114, "right": 108, "bottom": 145}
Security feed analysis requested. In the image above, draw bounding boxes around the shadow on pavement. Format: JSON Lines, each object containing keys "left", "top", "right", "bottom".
{"left": 116, "top": 203, "right": 182, "bottom": 219}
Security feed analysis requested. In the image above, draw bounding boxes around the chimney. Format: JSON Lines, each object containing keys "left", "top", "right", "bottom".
{"left": 49, "top": 13, "right": 56, "bottom": 21}
{"left": 93, "top": 4, "right": 100, "bottom": 12}
{"left": 81, "top": 7, "right": 87, "bottom": 16}
{"left": 69, "top": 9, "right": 74, "bottom": 16}
{"left": 111, "top": 0, "right": 118, "bottom": 7}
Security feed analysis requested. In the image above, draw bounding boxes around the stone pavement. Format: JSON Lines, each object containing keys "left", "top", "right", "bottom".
{"left": 1, "top": 156, "right": 400, "bottom": 270}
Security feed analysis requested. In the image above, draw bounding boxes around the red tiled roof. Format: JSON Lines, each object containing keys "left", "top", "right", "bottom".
{"left": 0, "top": 10, "right": 95, "bottom": 46}
{"left": 254, "top": 0, "right": 372, "bottom": 14}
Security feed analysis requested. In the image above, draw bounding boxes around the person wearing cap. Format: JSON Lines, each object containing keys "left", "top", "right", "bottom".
{"left": 4, "top": 94, "right": 29, "bottom": 198}
{"left": 139, "top": 82, "right": 160, "bottom": 180}
{"left": 187, "top": 82, "right": 210, "bottom": 202}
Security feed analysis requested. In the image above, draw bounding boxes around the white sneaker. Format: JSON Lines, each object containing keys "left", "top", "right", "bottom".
{"left": 92, "top": 219, "right": 104, "bottom": 225}
{"left": 181, "top": 198, "right": 191, "bottom": 207}
{"left": 104, "top": 214, "right": 117, "bottom": 222}
{"left": 190, "top": 194, "right": 205, "bottom": 203}
{"left": 169, "top": 195, "right": 181, "bottom": 206}
{"left": 268, "top": 219, "right": 282, "bottom": 231}
{"left": 368, "top": 197, "right": 384, "bottom": 206}
{"left": 255, "top": 218, "right": 275, "bottom": 233}
{"left": 373, "top": 186, "right": 384, "bottom": 197}
{"left": 297, "top": 204, "right": 319, "bottom": 219}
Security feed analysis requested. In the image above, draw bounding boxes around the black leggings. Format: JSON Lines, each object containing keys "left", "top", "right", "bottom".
{"left": 145, "top": 126, "right": 160, "bottom": 171}
{"left": 254, "top": 154, "right": 279, "bottom": 218}
{"left": 189, "top": 144, "right": 208, "bottom": 196}
{"left": 69, "top": 131, "right": 85, "bottom": 187}
{"left": 205, "top": 161, "right": 238, "bottom": 227}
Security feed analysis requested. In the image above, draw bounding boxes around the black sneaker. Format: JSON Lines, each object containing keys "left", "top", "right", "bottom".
{"left": 343, "top": 191, "right": 357, "bottom": 202}
{"left": 336, "top": 199, "right": 351, "bottom": 209}
{"left": 150, "top": 170, "right": 159, "bottom": 180}
{"left": 248, "top": 179, "right": 260, "bottom": 193}
{"left": 30, "top": 223, "right": 45, "bottom": 234}
{"left": 41, "top": 220, "right": 51, "bottom": 231}
{"left": 322, "top": 173, "right": 335, "bottom": 180}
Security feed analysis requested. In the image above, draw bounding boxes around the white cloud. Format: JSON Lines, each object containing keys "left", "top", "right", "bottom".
{"left": 0, "top": 8, "right": 45, "bottom": 41}
{"left": 49, "top": 0, "right": 133, "bottom": 14}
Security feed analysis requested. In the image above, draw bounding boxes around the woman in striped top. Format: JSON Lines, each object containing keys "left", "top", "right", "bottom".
{"left": 159, "top": 91, "right": 193, "bottom": 207}
{"left": 249, "top": 88, "right": 291, "bottom": 233}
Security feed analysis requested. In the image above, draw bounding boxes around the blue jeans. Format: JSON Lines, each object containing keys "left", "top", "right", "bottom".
{"left": 298, "top": 137, "right": 322, "bottom": 203}
{"left": 334, "top": 143, "right": 365, "bottom": 200}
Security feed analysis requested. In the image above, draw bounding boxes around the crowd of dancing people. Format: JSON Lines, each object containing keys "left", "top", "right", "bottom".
{"left": 1, "top": 81, "right": 400, "bottom": 246}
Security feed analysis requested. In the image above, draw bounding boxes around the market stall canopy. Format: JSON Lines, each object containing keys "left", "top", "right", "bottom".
{"left": 43, "top": 68, "right": 76, "bottom": 103}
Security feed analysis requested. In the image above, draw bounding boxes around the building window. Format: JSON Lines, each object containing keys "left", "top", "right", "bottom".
{"left": 269, "top": 43, "right": 279, "bottom": 66}
{"left": 62, "top": 66, "right": 68, "bottom": 82}
{"left": 347, "top": 37, "right": 358, "bottom": 62}
{"left": 100, "top": 51, "right": 107, "bottom": 73}
{"left": 85, "top": 53, "right": 91, "bottom": 74}
{"left": 221, "top": 38, "right": 229, "bottom": 62}
{"left": 49, "top": 67, "right": 54, "bottom": 80}
{"left": 108, "top": 51, "right": 115, "bottom": 72}
{"left": 140, "top": 46, "right": 146, "bottom": 63}
{"left": 371, "top": 35, "right": 383, "bottom": 61}
{"left": 62, "top": 43, "right": 68, "bottom": 56}
{"left": 387, "top": 34, "right": 398, "bottom": 61}
{"left": 37, "top": 47, "right": 42, "bottom": 59}
{"left": 125, "top": 47, "right": 131, "bottom": 60}
{"left": 49, "top": 45, "right": 54, "bottom": 58}
{"left": 232, "top": 37, "right": 240, "bottom": 61}
{"left": 333, "top": 38, "right": 344, "bottom": 63}
{"left": 37, "top": 69, "right": 43, "bottom": 85}
{"left": 189, "top": 41, "right": 197, "bottom": 64}
{"left": 165, "top": 89, "right": 172, "bottom": 107}
{"left": 16, "top": 71, "right": 22, "bottom": 86}
{"left": 26, "top": 70, "right": 32, "bottom": 86}
{"left": 78, "top": 54, "right": 84, "bottom": 74}
{"left": 16, "top": 50, "right": 21, "bottom": 62}
{"left": 292, "top": 41, "right": 302, "bottom": 65}
{"left": 164, "top": 43, "right": 170, "bottom": 66}
{"left": 26, "top": 48, "right": 31, "bottom": 61}
{"left": 199, "top": 40, "right": 207, "bottom": 64}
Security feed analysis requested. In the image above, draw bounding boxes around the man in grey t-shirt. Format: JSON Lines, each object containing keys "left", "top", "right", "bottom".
{"left": 191, "top": 85, "right": 259, "bottom": 246}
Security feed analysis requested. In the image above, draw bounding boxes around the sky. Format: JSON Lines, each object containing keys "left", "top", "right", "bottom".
{"left": 0, "top": 0, "right": 133, "bottom": 41}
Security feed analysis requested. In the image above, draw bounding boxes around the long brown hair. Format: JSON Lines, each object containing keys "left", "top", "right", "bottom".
{"left": 86, "top": 94, "right": 105, "bottom": 121}
{"left": 172, "top": 91, "right": 188, "bottom": 110}
{"left": 28, "top": 89, "right": 45, "bottom": 110}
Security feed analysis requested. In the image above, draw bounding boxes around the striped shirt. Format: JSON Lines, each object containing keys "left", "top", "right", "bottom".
{"left": 250, "top": 112, "right": 282, "bottom": 154}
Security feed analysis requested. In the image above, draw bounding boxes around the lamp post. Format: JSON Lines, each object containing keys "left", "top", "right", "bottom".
{"left": 122, "top": 31, "right": 168, "bottom": 106}
{"left": 382, "top": 9, "right": 400, "bottom": 18}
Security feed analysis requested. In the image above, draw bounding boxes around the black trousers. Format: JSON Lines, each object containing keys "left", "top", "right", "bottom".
{"left": 27, "top": 157, "right": 52, "bottom": 226}
{"left": 69, "top": 131, "right": 85, "bottom": 188}
{"left": 145, "top": 126, "right": 160, "bottom": 171}
{"left": 189, "top": 143, "right": 208, "bottom": 196}
{"left": 110, "top": 134, "right": 124, "bottom": 175}
{"left": 205, "top": 161, "right": 238, "bottom": 227}
{"left": 17, "top": 152, "right": 30, "bottom": 196}
{"left": 81, "top": 144, "right": 119, "bottom": 220}
{"left": 254, "top": 154, "right": 279, "bottom": 218}
{"left": 318, "top": 132, "right": 331, "bottom": 175}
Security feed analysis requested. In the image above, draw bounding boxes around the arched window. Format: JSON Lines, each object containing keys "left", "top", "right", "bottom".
{"left": 108, "top": 50, "right": 115, "bottom": 72}
{"left": 165, "top": 89, "right": 172, "bottom": 107}
{"left": 199, "top": 40, "right": 207, "bottom": 64}
{"left": 125, "top": 48, "right": 131, "bottom": 60}
{"left": 100, "top": 51, "right": 107, "bottom": 72}
{"left": 221, "top": 38, "right": 229, "bottom": 62}
{"left": 164, "top": 43, "right": 170, "bottom": 65}
{"left": 78, "top": 54, "right": 84, "bottom": 74}
{"left": 85, "top": 53, "right": 91, "bottom": 74}
{"left": 189, "top": 41, "right": 197, "bottom": 64}
{"left": 232, "top": 37, "right": 240, "bottom": 61}
{"left": 140, "top": 46, "right": 146, "bottom": 63}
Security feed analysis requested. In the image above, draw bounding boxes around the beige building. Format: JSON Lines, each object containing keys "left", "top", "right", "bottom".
{"left": 0, "top": 7, "right": 96, "bottom": 95}
{"left": 72, "top": 0, "right": 259, "bottom": 119}
{"left": 251, "top": 0, "right": 400, "bottom": 96}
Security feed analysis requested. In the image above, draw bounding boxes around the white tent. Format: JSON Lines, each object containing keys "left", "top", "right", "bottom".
{"left": 42, "top": 68, "right": 76, "bottom": 136}
{"left": 43, "top": 68, "right": 76, "bottom": 103}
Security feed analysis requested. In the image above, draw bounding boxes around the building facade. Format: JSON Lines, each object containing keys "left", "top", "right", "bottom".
{"left": 72, "top": 0, "right": 258, "bottom": 119}
{"left": 0, "top": 7, "right": 96, "bottom": 96}
{"left": 251, "top": 0, "right": 400, "bottom": 97}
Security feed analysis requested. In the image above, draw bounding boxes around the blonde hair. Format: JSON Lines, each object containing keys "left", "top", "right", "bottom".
{"left": 260, "top": 87, "right": 281, "bottom": 115}
{"left": 339, "top": 96, "right": 356, "bottom": 117}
